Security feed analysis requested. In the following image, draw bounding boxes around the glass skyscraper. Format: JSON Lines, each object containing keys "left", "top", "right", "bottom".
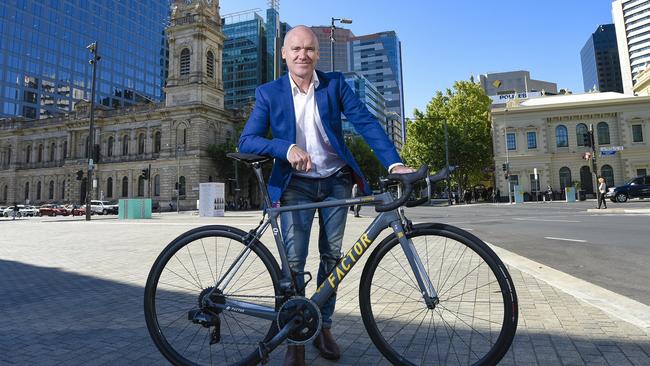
{"left": 349, "top": 31, "right": 405, "bottom": 144}
{"left": 580, "top": 24, "right": 623, "bottom": 93}
{"left": 0, "top": 0, "right": 170, "bottom": 120}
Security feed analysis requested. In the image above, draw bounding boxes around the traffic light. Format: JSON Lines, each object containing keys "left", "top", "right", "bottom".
{"left": 504, "top": 173, "right": 509, "bottom": 180}
{"left": 175, "top": 182, "right": 179, "bottom": 190}
{"left": 502, "top": 163, "right": 507, "bottom": 171}
{"left": 141, "top": 168, "right": 150, "bottom": 180}
{"left": 76, "top": 170, "right": 84, "bottom": 181}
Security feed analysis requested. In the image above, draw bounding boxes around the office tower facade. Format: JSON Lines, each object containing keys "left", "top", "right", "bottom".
{"left": 349, "top": 31, "right": 405, "bottom": 144}
{"left": 581, "top": 24, "right": 623, "bottom": 93}
{"left": 613, "top": 0, "right": 650, "bottom": 94}
{"left": 0, "top": 0, "right": 238, "bottom": 209}
{"left": 341, "top": 72, "right": 402, "bottom": 149}
{"left": 0, "top": 0, "right": 170, "bottom": 120}
{"left": 480, "top": 71, "right": 558, "bottom": 97}
{"left": 221, "top": 7, "right": 290, "bottom": 110}
{"left": 311, "top": 26, "right": 355, "bottom": 72}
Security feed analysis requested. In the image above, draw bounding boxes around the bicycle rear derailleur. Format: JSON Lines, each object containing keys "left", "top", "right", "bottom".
{"left": 187, "top": 287, "right": 224, "bottom": 344}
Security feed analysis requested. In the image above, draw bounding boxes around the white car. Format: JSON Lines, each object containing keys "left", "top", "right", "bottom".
{"left": 2, "top": 205, "right": 37, "bottom": 217}
{"left": 90, "top": 200, "right": 119, "bottom": 215}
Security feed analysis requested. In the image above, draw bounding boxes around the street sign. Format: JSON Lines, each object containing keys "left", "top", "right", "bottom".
{"left": 601, "top": 150, "right": 617, "bottom": 156}
{"left": 600, "top": 146, "right": 624, "bottom": 152}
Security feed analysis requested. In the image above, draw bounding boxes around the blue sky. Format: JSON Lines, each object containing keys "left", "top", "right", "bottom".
{"left": 219, "top": 0, "right": 614, "bottom": 118}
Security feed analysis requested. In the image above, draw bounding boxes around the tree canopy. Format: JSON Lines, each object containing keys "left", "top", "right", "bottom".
{"left": 401, "top": 79, "right": 493, "bottom": 190}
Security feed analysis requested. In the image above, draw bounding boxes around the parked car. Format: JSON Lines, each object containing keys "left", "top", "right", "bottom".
{"left": 606, "top": 175, "right": 650, "bottom": 202}
{"left": 64, "top": 204, "right": 87, "bottom": 216}
{"left": 19, "top": 205, "right": 39, "bottom": 217}
{"left": 90, "top": 200, "right": 119, "bottom": 215}
{"left": 38, "top": 204, "right": 69, "bottom": 217}
{"left": 2, "top": 205, "right": 23, "bottom": 217}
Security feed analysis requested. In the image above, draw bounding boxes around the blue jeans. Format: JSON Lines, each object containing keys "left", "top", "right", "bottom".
{"left": 279, "top": 167, "right": 352, "bottom": 329}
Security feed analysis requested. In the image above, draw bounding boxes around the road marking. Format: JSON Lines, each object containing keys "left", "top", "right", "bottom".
{"left": 544, "top": 236, "right": 587, "bottom": 243}
{"left": 513, "top": 218, "right": 581, "bottom": 223}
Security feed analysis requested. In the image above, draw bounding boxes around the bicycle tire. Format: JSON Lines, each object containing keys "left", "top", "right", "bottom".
{"left": 144, "top": 225, "right": 282, "bottom": 366}
{"left": 359, "top": 223, "right": 518, "bottom": 366}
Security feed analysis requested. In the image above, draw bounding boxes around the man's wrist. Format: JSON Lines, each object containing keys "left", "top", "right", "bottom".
{"left": 286, "top": 144, "right": 296, "bottom": 160}
{"left": 388, "top": 163, "right": 404, "bottom": 174}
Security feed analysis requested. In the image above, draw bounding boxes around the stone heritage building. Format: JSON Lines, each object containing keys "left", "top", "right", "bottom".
{"left": 0, "top": 0, "right": 241, "bottom": 210}
{"left": 492, "top": 92, "right": 650, "bottom": 199}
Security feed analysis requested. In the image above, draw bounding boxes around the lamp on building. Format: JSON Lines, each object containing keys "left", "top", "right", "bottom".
{"left": 330, "top": 17, "right": 352, "bottom": 72}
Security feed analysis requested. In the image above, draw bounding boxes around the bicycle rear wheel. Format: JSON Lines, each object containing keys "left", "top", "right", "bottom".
{"left": 359, "top": 223, "right": 518, "bottom": 366}
{"left": 144, "top": 225, "right": 282, "bottom": 366}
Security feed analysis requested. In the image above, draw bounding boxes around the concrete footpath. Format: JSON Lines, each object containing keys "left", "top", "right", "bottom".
{"left": 0, "top": 211, "right": 649, "bottom": 365}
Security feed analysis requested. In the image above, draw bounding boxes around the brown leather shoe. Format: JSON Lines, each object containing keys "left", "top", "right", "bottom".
{"left": 313, "top": 328, "right": 341, "bottom": 360}
{"left": 283, "top": 345, "right": 305, "bottom": 366}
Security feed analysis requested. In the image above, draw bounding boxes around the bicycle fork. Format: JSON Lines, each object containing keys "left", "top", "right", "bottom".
{"left": 390, "top": 220, "right": 440, "bottom": 309}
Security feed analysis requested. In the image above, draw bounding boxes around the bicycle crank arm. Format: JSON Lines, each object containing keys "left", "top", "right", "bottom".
{"left": 255, "top": 315, "right": 302, "bottom": 364}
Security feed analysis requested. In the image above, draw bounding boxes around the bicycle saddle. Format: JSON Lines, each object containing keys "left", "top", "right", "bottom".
{"left": 227, "top": 152, "right": 271, "bottom": 165}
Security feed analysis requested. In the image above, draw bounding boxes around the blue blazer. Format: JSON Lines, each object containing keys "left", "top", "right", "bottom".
{"left": 238, "top": 70, "right": 402, "bottom": 203}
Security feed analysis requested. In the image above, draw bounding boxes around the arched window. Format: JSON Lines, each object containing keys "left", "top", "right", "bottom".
{"left": 138, "top": 133, "right": 145, "bottom": 155}
{"left": 3, "top": 185, "right": 8, "bottom": 202}
{"left": 559, "top": 167, "right": 572, "bottom": 190}
{"left": 137, "top": 176, "right": 145, "bottom": 197}
{"left": 601, "top": 165, "right": 614, "bottom": 187}
{"left": 25, "top": 146, "right": 31, "bottom": 163}
{"left": 24, "top": 182, "right": 29, "bottom": 201}
{"left": 597, "top": 122, "right": 610, "bottom": 145}
{"left": 180, "top": 48, "right": 190, "bottom": 76}
{"left": 154, "top": 174, "right": 160, "bottom": 196}
{"left": 63, "top": 141, "right": 67, "bottom": 159}
{"left": 36, "top": 181, "right": 42, "bottom": 200}
{"left": 576, "top": 123, "right": 588, "bottom": 146}
{"left": 122, "top": 176, "right": 129, "bottom": 197}
{"left": 177, "top": 126, "right": 187, "bottom": 147}
{"left": 122, "top": 135, "right": 129, "bottom": 155}
{"left": 555, "top": 125, "right": 568, "bottom": 147}
{"left": 50, "top": 143, "right": 56, "bottom": 161}
{"left": 106, "top": 177, "right": 113, "bottom": 198}
{"left": 179, "top": 176, "right": 186, "bottom": 196}
{"left": 48, "top": 180, "right": 54, "bottom": 200}
{"left": 154, "top": 131, "right": 161, "bottom": 153}
{"left": 61, "top": 180, "right": 66, "bottom": 200}
{"left": 38, "top": 144, "right": 43, "bottom": 162}
{"left": 107, "top": 136, "right": 114, "bottom": 157}
{"left": 206, "top": 50, "right": 215, "bottom": 79}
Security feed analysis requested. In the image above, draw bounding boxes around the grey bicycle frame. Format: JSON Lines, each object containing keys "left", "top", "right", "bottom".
{"left": 212, "top": 163, "right": 439, "bottom": 322}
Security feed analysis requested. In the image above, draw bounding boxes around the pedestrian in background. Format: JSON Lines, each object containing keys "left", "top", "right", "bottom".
{"left": 597, "top": 177, "right": 608, "bottom": 209}
{"left": 12, "top": 202, "right": 18, "bottom": 220}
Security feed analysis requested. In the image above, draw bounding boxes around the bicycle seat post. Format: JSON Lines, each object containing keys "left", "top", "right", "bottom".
{"left": 251, "top": 162, "right": 273, "bottom": 210}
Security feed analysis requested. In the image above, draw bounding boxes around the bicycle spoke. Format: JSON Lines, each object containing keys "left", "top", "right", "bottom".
{"left": 377, "top": 263, "right": 420, "bottom": 293}
{"left": 200, "top": 239, "right": 215, "bottom": 284}
{"left": 186, "top": 245, "right": 203, "bottom": 289}
{"left": 174, "top": 256, "right": 203, "bottom": 289}
{"left": 438, "top": 260, "right": 484, "bottom": 298}
{"left": 442, "top": 280, "right": 498, "bottom": 302}
{"left": 389, "top": 249, "right": 419, "bottom": 290}
{"left": 436, "top": 307, "right": 482, "bottom": 364}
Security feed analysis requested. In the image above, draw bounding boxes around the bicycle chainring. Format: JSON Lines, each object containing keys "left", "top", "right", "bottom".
{"left": 277, "top": 296, "right": 321, "bottom": 344}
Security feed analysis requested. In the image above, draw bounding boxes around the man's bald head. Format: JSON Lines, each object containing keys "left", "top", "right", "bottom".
{"left": 283, "top": 25, "right": 319, "bottom": 50}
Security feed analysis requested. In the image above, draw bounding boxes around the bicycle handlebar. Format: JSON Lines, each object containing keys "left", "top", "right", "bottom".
{"left": 375, "top": 164, "right": 455, "bottom": 212}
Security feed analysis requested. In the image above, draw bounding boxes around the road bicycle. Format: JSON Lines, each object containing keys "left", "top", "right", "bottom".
{"left": 144, "top": 153, "right": 518, "bottom": 365}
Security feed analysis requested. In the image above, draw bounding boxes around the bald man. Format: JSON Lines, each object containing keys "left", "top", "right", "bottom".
{"left": 239, "top": 25, "right": 412, "bottom": 366}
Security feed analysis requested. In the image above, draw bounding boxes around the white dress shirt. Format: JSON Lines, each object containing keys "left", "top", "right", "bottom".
{"left": 287, "top": 71, "right": 346, "bottom": 178}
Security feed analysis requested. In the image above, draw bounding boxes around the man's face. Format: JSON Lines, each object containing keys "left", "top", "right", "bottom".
{"left": 282, "top": 28, "right": 319, "bottom": 80}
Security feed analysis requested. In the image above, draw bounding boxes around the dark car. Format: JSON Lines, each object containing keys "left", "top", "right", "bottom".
{"left": 607, "top": 175, "right": 650, "bottom": 203}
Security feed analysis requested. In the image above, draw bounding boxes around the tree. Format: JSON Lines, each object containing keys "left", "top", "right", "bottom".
{"left": 401, "top": 79, "right": 492, "bottom": 193}
{"left": 347, "top": 135, "right": 386, "bottom": 190}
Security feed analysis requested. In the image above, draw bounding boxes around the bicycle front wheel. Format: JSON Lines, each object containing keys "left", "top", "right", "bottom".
{"left": 359, "top": 223, "right": 518, "bottom": 366}
{"left": 144, "top": 225, "right": 282, "bottom": 366}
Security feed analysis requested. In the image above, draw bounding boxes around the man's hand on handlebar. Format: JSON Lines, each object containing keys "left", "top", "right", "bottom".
{"left": 389, "top": 165, "right": 416, "bottom": 174}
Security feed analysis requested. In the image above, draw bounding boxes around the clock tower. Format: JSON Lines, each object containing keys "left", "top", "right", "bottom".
{"left": 165, "top": 0, "right": 225, "bottom": 109}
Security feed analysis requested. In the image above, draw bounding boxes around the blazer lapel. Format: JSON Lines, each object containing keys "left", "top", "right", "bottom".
{"left": 315, "top": 76, "right": 330, "bottom": 131}
{"left": 280, "top": 75, "right": 296, "bottom": 143}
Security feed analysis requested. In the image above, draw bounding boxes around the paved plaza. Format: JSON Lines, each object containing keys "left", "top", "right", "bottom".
{"left": 1, "top": 210, "right": 649, "bottom": 365}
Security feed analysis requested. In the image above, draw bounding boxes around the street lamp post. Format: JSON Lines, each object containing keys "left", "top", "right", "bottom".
{"left": 85, "top": 41, "right": 100, "bottom": 221}
{"left": 443, "top": 118, "right": 452, "bottom": 206}
{"left": 176, "top": 145, "right": 182, "bottom": 214}
{"left": 330, "top": 17, "right": 352, "bottom": 72}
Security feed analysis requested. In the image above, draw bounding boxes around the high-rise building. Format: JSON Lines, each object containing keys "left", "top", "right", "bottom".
{"left": 221, "top": 7, "right": 290, "bottom": 109}
{"left": 349, "top": 31, "right": 405, "bottom": 145}
{"left": 480, "top": 71, "right": 558, "bottom": 97}
{"left": 341, "top": 72, "right": 402, "bottom": 149}
{"left": 0, "top": 0, "right": 170, "bottom": 120}
{"left": 311, "top": 26, "right": 355, "bottom": 72}
{"left": 581, "top": 24, "right": 623, "bottom": 93}
{"left": 612, "top": 0, "right": 650, "bottom": 94}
